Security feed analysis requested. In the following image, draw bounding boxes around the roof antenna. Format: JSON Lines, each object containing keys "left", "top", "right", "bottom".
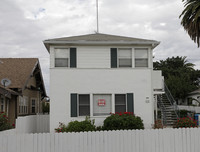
{"left": 96, "top": 0, "right": 99, "bottom": 33}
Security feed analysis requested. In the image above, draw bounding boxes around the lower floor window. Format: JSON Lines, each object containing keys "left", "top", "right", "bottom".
{"left": 31, "top": 99, "right": 36, "bottom": 113}
{"left": 79, "top": 94, "right": 90, "bottom": 116}
{"left": 71, "top": 93, "right": 133, "bottom": 117}
{"left": 115, "top": 94, "right": 126, "bottom": 113}
{"left": 93, "top": 94, "right": 111, "bottom": 116}
{"left": 0, "top": 96, "right": 4, "bottom": 112}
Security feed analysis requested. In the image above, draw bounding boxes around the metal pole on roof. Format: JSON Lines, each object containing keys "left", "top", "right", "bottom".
{"left": 96, "top": 0, "right": 99, "bottom": 33}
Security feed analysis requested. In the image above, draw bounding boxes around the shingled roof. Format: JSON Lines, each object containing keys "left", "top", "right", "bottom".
{"left": 44, "top": 33, "right": 160, "bottom": 52}
{"left": 0, "top": 58, "right": 46, "bottom": 98}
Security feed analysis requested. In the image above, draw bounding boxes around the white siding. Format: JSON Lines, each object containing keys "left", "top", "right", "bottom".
{"left": 77, "top": 46, "right": 110, "bottom": 68}
{"left": 50, "top": 46, "right": 153, "bottom": 69}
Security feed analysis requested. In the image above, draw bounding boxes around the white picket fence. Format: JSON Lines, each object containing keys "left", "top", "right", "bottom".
{"left": 0, "top": 128, "right": 200, "bottom": 152}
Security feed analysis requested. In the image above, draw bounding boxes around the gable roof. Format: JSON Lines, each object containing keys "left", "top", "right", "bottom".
{"left": 0, "top": 58, "right": 46, "bottom": 97}
{"left": 44, "top": 33, "right": 160, "bottom": 52}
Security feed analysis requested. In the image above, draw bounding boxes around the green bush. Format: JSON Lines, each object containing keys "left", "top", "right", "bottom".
{"left": 154, "top": 119, "right": 163, "bottom": 129}
{"left": 175, "top": 117, "right": 197, "bottom": 128}
{"left": 0, "top": 112, "right": 13, "bottom": 131}
{"left": 55, "top": 117, "right": 96, "bottom": 133}
{"left": 102, "top": 112, "right": 144, "bottom": 130}
{"left": 179, "top": 110, "right": 189, "bottom": 118}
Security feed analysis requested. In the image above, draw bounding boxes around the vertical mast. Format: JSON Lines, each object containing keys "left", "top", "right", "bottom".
{"left": 96, "top": 0, "right": 99, "bottom": 33}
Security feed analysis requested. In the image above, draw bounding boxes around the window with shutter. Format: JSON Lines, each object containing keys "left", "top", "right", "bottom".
{"left": 115, "top": 94, "right": 126, "bottom": 113}
{"left": 55, "top": 48, "right": 69, "bottom": 67}
{"left": 79, "top": 94, "right": 90, "bottom": 116}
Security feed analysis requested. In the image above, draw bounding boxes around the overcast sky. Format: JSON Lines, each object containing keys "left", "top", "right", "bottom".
{"left": 1, "top": 0, "right": 200, "bottom": 95}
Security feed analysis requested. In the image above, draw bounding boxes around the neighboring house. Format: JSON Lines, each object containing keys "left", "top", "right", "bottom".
{"left": 0, "top": 86, "right": 19, "bottom": 124}
{"left": 0, "top": 58, "right": 47, "bottom": 124}
{"left": 184, "top": 88, "right": 200, "bottom": 106}
{"left": 43, "top": 33, "right": 163, "bottom": 132}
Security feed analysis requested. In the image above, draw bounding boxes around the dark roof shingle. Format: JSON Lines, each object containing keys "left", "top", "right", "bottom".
{"left": 0, "top": 58, "right": 38, "bottom": 89}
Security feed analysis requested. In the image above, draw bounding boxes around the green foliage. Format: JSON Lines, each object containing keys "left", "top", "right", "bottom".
{"left": 42, "top": 102, "right": 49, "bottom": 114}
{"left": 179, "top": 0, "right": 200, "bottom": 47}
{"left": 175, "top": 117, "right": 197, "bottom": 128}
{"left": 179, "top": 110, "right": 189, "bottom": 118}
{"left": 154, "top": 120, "right": 163, "bottom": 129}
{"left": 0, "top": 112, "right": 13, "bottom": 131}
{"left": 154, "top": 56, "right": 200, "bottom": 100}
{"left": 102, "top": 112, "right": 144, "bottom": 130}
{"left": 55, "top": 117, "right": 96, "bottom": 133}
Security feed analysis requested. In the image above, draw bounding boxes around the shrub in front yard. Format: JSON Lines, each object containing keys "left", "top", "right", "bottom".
{"left": 102, "top": 112, "right": 144, "bottom": 130}
{"left": 179, "top": 110, "right": 189, "bottom": 118}
{"left": 154, "top": 119, "right": 163, "bottom": 129}
{"left": 0, "top": 112, "right": 13, "bottom": 131}
{"left": 175, "top": 117, "right": 198, "bottom": 128}
{"left": 55, "top": 117, "right": 96, "bottom": 133}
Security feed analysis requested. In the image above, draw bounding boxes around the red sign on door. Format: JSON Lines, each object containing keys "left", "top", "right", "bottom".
{"left": 98, "top": 99, "right": 106, "bottom": 106}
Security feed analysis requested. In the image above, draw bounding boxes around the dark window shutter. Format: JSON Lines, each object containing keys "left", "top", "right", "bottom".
{"left": 127, "top": 93, "right": 134, "bottom": 113}
{"left": 70, "top": 48, "right": 77, "bottom": 68}
{"left": 111, "top": 48, "right": 117, "bottom": 68}
{"left": 71, "top": 93, "right": 77, "bottom": 117}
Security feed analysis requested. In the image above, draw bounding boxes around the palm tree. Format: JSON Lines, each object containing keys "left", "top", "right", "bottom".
{"left": 179, "top": 0, "right": 200, "bottom": 47}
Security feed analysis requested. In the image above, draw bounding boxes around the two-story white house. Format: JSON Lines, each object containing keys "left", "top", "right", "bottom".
{"left": 43, "top": 33, "right": 163, "bottom": 132}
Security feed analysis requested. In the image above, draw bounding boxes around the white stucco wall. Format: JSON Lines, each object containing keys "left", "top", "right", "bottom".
{"left": 50, "top": 69, "right": 154, "bottom": 132}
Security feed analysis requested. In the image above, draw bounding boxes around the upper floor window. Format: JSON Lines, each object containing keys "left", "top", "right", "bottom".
{"left": 118, "top": 49, "right": 132, "bottom": 67}
{"left": 55, "top": 48, "right": 69, "bottom": 67}
{"left": 135, "top": 48, "right": 148, "bottom": 67}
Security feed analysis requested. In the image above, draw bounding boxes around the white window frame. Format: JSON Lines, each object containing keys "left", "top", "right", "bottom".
{"left": 117, "top": 48, "right": 132, "bottom": 68}
{"left": 134, "top": 48, "right": 149, "bottom": 68}
{"left": 19, "top": 96, "right": 28, "bottom": 115}
{"left": 54, "top": 48, "right": 70, "bottom": 68}
{"left": 93, "top": 94, "right": 112, "bottom": 116}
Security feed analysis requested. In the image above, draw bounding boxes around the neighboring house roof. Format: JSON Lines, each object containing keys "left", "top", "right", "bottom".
{"left": 0, "top": 58, "right": 46, "bottom": 97}
{"left": 0, "top": 86, "right": 20, "bottom": 98}
{"left": 188, "top": 88, "right": 200, "bottom": 95}
{"left": 44, "top": 33, "right": 160, "bottom": 52}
